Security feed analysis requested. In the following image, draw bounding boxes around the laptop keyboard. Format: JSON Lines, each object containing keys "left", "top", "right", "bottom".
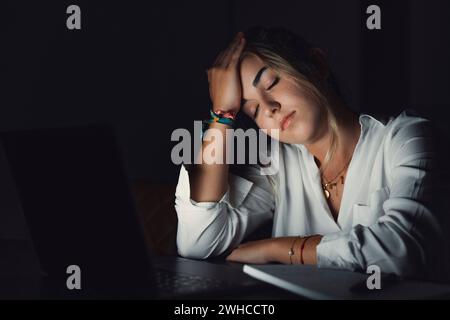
{"left": 154, "top": 269, "right": 226, "bottom": 295}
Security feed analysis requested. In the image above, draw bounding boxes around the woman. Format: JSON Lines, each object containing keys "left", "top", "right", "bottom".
{"left": 174, "top": 26, "right": 450, "bottom": 282}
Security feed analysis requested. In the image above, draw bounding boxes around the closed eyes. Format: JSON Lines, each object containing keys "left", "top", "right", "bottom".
{"left": 253, "top": 104, "right": 260, "bottom": 119}
{"left": 266, "top": 76, "right": 280, "bottom": 91}
{"left": 252, "top": 77, "right": 280, "bottom": 119}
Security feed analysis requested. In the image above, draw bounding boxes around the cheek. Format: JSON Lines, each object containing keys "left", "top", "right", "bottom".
{"left": 290, "top": 104, "right": 327, "bottom": 143}
{"left": 287, "top": 87, "right": 323, "bottom": 124}
{"left": 256, "top": 118, "right": 273, "bottom": 129}
{"left": 283, "top": 97, "right": 326, "bottom": 143}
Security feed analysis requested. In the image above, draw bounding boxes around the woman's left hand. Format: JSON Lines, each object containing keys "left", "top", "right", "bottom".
{"left": 226, "top": 238, "right": 276, "bottom": 264}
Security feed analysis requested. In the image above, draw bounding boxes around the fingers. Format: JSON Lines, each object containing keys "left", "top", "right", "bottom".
{"left": 229, "top": 37, "right": 246, "bottom": 66}
{"left": 213, "top": 50, "right": 227, "bottom": 66}
{"left": 213, "top": 32, "right": 245, "bottom": 68}
{"left": 221, "top": 32, "right": 245, "bottom": 67}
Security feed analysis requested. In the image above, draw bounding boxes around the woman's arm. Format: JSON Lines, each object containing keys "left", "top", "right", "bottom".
{"left": 189, "top": 32, "right": 245, "bottom": 203}
{"left": 175, "top": 162, "right": 275, "bottom": 259}
{"left": 176, "top": 33, "right": 275, "bottom": 260}
{"left": 189, "top": 121, "right": 231, "bottom": 202}
{"left": 226, "top": 235, "right": 323, "bottom": 265}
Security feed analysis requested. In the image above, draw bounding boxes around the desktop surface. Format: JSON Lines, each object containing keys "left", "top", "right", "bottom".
{"left": 0, "top": 238, "right": 299, "bottom": 300}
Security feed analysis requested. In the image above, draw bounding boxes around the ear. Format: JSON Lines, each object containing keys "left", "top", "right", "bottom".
{"left": 309, "top": 47, "right": 330, "bottom": 80}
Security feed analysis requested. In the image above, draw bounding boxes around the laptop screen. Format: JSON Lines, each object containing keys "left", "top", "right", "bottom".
{"left": 0, "top": 125, "right": 155, "bottom": 298}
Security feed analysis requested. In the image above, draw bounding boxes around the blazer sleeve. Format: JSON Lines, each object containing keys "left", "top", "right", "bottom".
{"left": 316, "top": 113, "right": 450, "bottom": 281}
{"left": 174, "top": 164, "right": 275, "bottom": 259}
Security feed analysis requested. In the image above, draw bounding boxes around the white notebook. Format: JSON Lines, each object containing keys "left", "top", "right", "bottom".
{"left": 243, "top": 264, "right": 450, "bottom": 299}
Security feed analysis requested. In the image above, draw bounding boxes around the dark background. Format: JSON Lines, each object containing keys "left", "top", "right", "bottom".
{"left": 1, "top": 0, "right": 450, "bottom": 183}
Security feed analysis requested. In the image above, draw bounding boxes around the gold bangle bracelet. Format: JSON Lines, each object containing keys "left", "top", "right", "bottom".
{"left": 300, "top": 236, "right": 313, "bottom": 265}
{"left": 288, "top": 236, "right": 301, "bottom": 264}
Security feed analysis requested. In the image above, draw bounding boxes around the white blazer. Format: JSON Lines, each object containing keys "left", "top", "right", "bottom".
{"left": 174, "top": 110, "right": 450, "bottom": 282}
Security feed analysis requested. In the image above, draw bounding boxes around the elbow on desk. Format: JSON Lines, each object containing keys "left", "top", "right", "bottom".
{"left": 174, "top": 200, "right": 232, "bottom": 260}
{"left": 175, "top": 218, "right": 222, "bottom": 259}
{"left": 176, "top": 233, "right": 216, "bottom": 260}
{"left": 175, "top": 220, "right": 234, "bottom": 260}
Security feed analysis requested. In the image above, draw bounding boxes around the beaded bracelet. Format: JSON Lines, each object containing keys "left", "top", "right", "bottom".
{"left": 201, "top": 109, "right": 238, "bottom": 141}
{"left": 204, "top": 110, "right": 236, "bottom": 127}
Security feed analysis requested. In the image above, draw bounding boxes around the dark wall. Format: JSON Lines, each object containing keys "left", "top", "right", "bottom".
{"left": 360, "top": 0, "right": 450, "bottom": 139}
{"left": 231, "top": 0, "right": 361, "bottom": 111}
{"left": 410, "top": 0, "right": 450, "bottom": 137}
{"left": 1, "top": 1, "right": 449, "bottom": 183}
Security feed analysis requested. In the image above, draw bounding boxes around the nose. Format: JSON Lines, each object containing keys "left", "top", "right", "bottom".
{"left": 260, "top": 99, "right": 281, "bottom": 117}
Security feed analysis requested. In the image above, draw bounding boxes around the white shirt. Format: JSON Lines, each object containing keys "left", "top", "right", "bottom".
{"left": 175, "top": 110, "right": 450, "bottom": 282}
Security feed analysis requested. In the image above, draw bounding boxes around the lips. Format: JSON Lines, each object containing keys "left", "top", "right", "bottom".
{"left": 280, "top": 111, "right": 296, "bottom": 131}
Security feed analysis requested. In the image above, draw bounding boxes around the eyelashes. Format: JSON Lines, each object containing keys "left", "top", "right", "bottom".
{"left": 254, "top": 77, "right": 279, "bottom": 119}
{"left": 253, "top": 104, "right": 260, "bottom": 119}
{"left": 267, "top": 76, "right": 280, "bottom": 91}
{"left": 250, "top": 76, "right": 280, "bottom": 120}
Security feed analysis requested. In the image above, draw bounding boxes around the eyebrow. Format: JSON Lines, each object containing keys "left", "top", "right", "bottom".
{"left": 241, "top": 66, "right": 269, "bottom": 106}
{"left": 252, "top": 66, "right": 268, "bottom": 87}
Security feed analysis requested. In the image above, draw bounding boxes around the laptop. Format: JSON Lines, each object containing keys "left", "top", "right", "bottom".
{"left": 244, "top": 262, "right": 450, "bottom": 299}
{"left": 0, "top": 125, "right": 260, "bottom": 299}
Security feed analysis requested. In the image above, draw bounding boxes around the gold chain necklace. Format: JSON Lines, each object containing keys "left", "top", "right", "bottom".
{"left": 321, "top": 158, "right": 351, "bottom": 199}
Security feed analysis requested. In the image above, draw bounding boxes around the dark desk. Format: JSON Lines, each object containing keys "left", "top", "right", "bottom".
{"left": 0, "top": 238, "right": 299, "bottom": 300}
{"left": 0, "top": 179, "right": 298, "bottom": 299}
